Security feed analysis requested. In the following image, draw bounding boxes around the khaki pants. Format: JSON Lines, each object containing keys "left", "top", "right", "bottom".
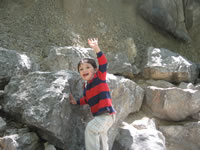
{"left": 85, "top": 114, "right": 115, "bottom": 150}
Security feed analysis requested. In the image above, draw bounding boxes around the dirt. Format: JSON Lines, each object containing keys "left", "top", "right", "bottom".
{"left": 0, "top": 0, "right": 199, "bottom": 66}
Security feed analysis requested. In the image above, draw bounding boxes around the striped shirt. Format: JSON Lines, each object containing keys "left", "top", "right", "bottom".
{"left": 77, "top": 51, "right": 116, "bottom": 116}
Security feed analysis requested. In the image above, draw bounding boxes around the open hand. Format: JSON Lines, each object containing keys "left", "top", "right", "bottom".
{"left": 88, "top": 38, "right": 101, "bottom": 53}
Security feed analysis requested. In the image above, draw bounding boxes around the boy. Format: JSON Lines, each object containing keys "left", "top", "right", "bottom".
{"left": 69, "top": 38, "right": 116, "bottom": 150}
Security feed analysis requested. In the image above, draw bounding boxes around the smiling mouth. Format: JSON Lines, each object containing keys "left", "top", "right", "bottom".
{"left": 83, "top": 73, "right": 89, "bottom": 77}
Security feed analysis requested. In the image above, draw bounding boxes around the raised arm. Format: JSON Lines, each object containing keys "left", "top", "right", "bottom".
{"left": 88, "top": 38, "right": 107, "bottom": 80}
{"left": 88, "top": 38, "right": 101, "bottom": 53}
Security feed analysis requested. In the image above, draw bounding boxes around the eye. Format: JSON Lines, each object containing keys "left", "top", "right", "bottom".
{"left": 79, "top": 68, "right": 83, "bottom": 71}
{"left": 86, "top": 66, "right": 90, "bottom": 69}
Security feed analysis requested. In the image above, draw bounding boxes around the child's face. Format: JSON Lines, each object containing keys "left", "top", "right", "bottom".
{"left": 79, "top": 62, "right": 96, "bottom": 81}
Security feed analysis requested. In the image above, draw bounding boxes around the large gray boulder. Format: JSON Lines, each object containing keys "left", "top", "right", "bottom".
{"left": 106, "top": 37, "right": 140, "bottom": 78}
{"left": 0, "top": 128, "right": 43, "bottom": 150}
{"left": 143, "top": 47, "right": 198, "bottom": 83}
{"left": 107, "top": 74, "right": 144, "bottom": 148}
{"left": 145, "top": 85, "right": 200, "bottom": 121}
{"left": 2, "top": 70, "right": 144, "bottom": 150}
{"left": 112, "top": 117, "right": 166, "bottom": 150}
{"left": 139, "top": 0, "right": 191, "bottom": 42}
{"left": 106, "top": 52, "right": 139, "bottom": 78}
{"left": 184, "top": 0, "right": 200, "bottom": 30}
{"left": 42, "top": 46, "right": 139, "bottom": 78}
{"left": 3, "top": 70, "right": 87, "bottom": 150}
{"left": 159, "top": 122, "right": 200, "bottom": 150}
{"left": 42, "top": 46, "right": 96, "bottom": 72}
{"left": 0, "top": 47, "right": 38, "bottom": 90}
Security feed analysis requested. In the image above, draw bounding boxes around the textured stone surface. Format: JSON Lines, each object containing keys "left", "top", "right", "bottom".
{"left": 143, "top": 47, "right": 199, "bottom": 83}
{"left": 145, "top": 86, "right": 200, "bottom": 121}
{"left": 3, "top": 70, "right": 144, "bottom": 150}
{"left": 113, "top": 118, "right": 166, "bottom": 150}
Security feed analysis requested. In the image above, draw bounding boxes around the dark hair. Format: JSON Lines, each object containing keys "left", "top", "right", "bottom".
{"left": 77, "top": 58, "right": 97, "bottom": 72}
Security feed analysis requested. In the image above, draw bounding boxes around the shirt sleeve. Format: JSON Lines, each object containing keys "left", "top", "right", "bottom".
{"left": 96, "top": 51, "right": 107, "bottom": 80}
{"left": 77, "top": 86, "right": 87, "bottom": 105}
{"left": 77, "top": 96, "right": 87, "bottom": 105}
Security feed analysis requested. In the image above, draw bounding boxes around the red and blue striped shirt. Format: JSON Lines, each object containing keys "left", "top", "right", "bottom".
{"left": 77, "top": 51, "right": 116, "bottom": 116}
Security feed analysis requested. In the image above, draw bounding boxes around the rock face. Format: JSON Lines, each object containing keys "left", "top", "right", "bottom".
{"left": 2, "top": 70, "right": 144, "bottom": 150}
{"left": 184, "top": 0, "right": 200, "bottom": 29}
{"left": 139, "top": 0, "right": 194, "bottom": 42}
{"left": 0, "top": 0, "right": 200, "bottom": 66}
{"left": 0, "top": 0, "right": 200, "bottom": 150}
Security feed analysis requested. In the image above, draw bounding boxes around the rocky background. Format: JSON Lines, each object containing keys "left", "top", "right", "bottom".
{"left": 0, "top": 0, "right": 200, "bottom": 150}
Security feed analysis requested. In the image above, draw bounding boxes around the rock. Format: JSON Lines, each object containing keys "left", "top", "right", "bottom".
{"left": 44, "top": 142, "right": 57, "bottom": 150}
{"left": 159, "top": 122, "right": 200, "bottom": 150}
{"left": 106, "top": 52, "right": 139, "bottom": 78}
{"left": 3, "top": 70, "right": 86, "bottom": 150}
{"left": 178, "top": 82, "right": 195, "bottom": 89}
{"left": 184, "top": 0, "right": 200, "bottom": 29}
{"left": 106, "top": 37, "right": 140, "bottom": 78}
{"left": 145, "top": 86, "right": 200, "bottom": 121}
{"left": 112, "top": 117, "right": 166, "bottom": 150}
{"left": 139, "top": 0, "right": 191, "bottom": 42}
{"left": 42, "top": 46, "right": 139, "bottom": 78}
{"left": 107, "top": 74, "right": 144, "bottom": 148}
{"left": 137, "top": 79, "right": 175, "bottom": 88}
{"left": 3, "top": 70, "right": 144, "bottom": 150}
{"left": 42, "top": 46, "right": 96, "bottom": 72}
{"left": 0, "top": 117, "right": 6, "bottom": 133}
{"left": 0, "top": 77, "right": 10, "bottom": 91}
{"left": 0, "top": 90, "right": 4, "bottom": 99}
{"left": 0, "top": 128, "right": 43, "bottom": 150}
{"left": 143, "top": 47, "right": 198, "bottom": 83}
{"left": 0, "top": 47, "right": 39, "bottom": 90}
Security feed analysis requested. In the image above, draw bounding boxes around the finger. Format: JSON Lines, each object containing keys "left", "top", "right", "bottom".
{"left": 88, "top": 39, "right": 92, "bottom": 44}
